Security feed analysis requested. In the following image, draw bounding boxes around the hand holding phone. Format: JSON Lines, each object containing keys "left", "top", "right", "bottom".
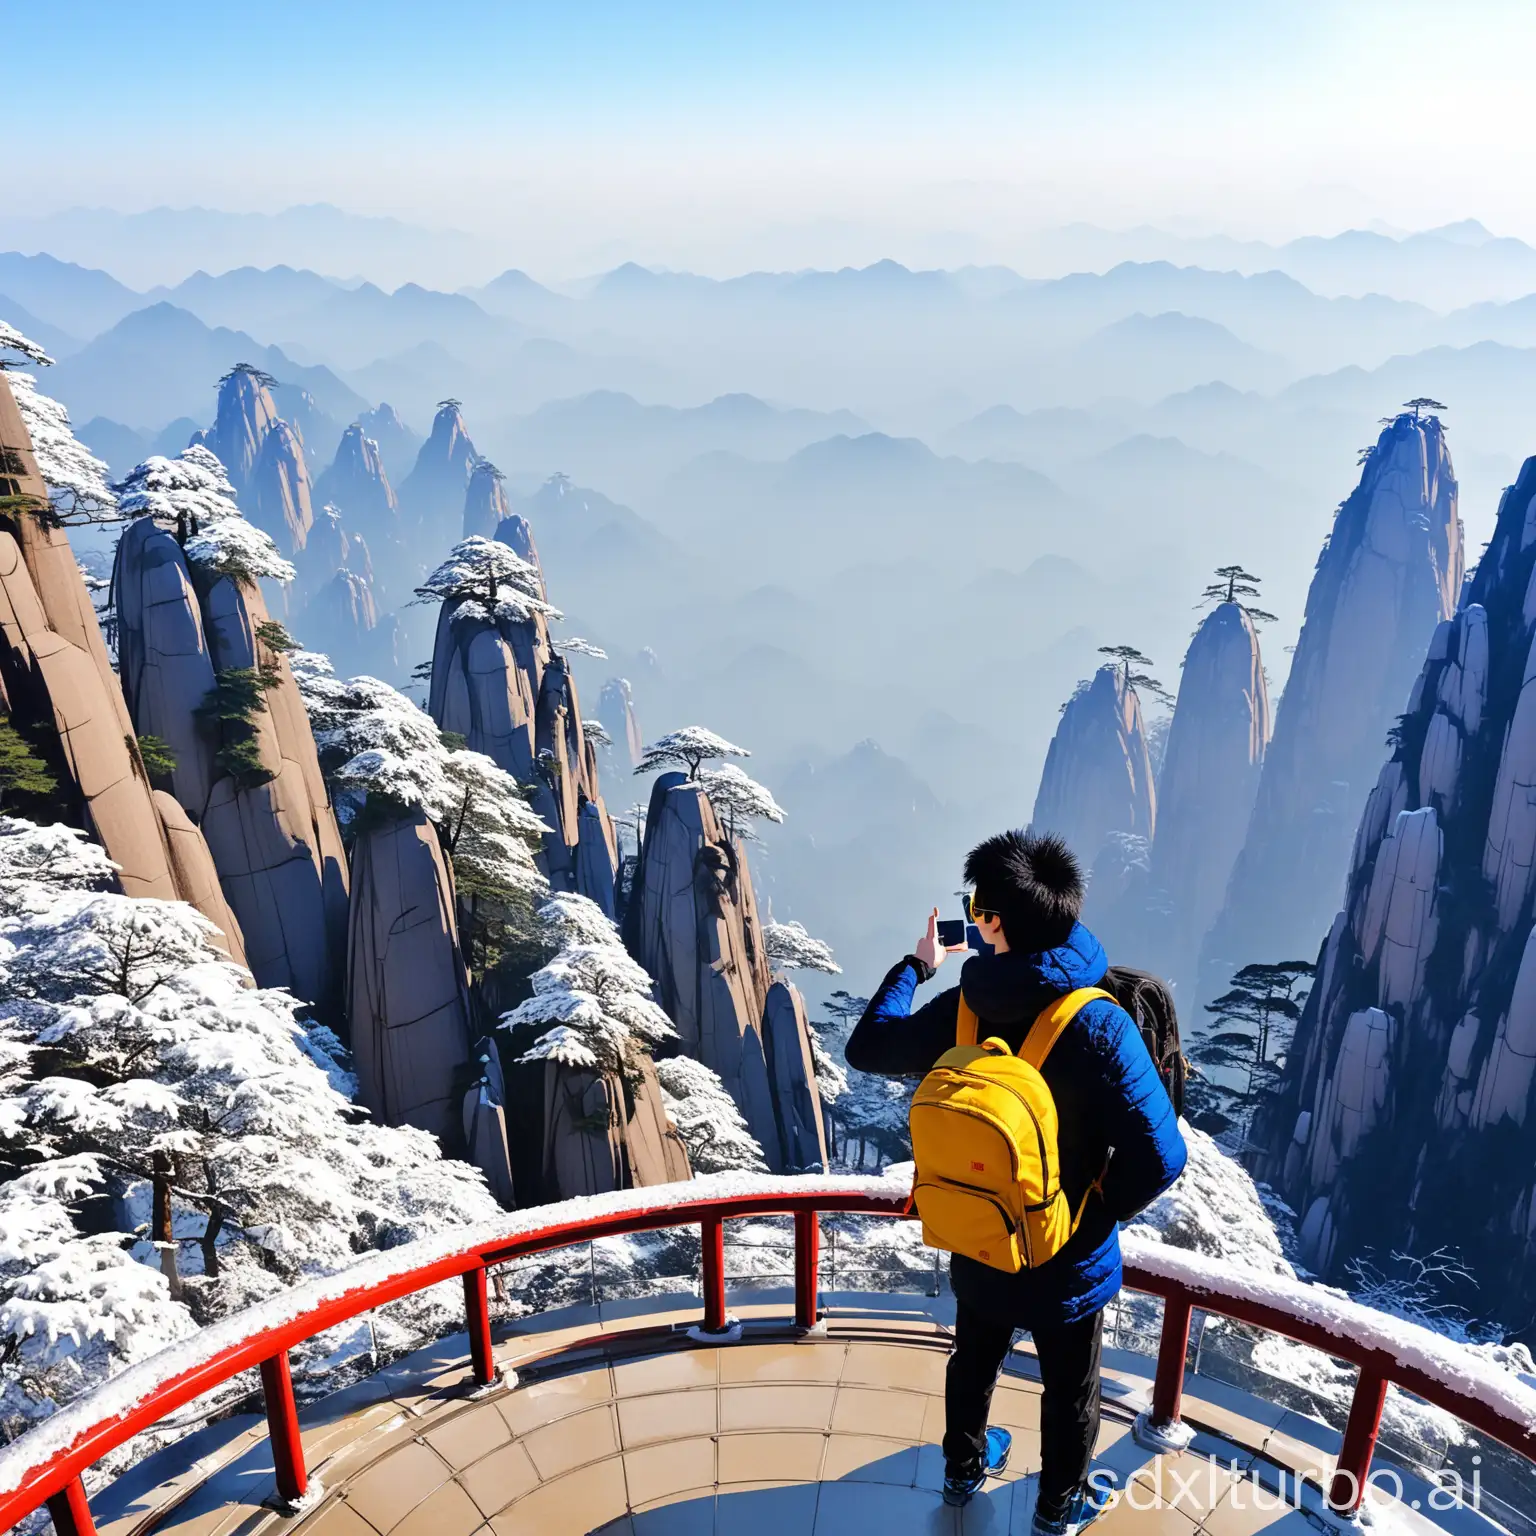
{"left": 915, "top": 907, "right": 969, "bottom": 971}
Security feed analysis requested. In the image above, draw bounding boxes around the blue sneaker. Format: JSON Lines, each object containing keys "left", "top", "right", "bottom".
{"left": 1032, "top": 1479, "right": 1119, "bottom": 1535}
{"left": 942, "top": 1427, "right": 1012, "bottom": 1506}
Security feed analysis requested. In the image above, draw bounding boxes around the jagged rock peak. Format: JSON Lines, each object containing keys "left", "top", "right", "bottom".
{"left": 315, "top": 423, "right": 397, "bottom": 523}
{"left": 249, "top": 417, "right": 313, "bottom": 556}
{"left": 298, "top": 567, "right": 399, "bottom": 683}
{"left": 354, "top": 403, "right": 421, "bottom": 485}
{"left": 302, "top": 503, "right": 372, "bottom": 592}
{"left": 1030, "top": 661, "right": 1156, "bottom": 865}
{"left": 463, "top": 458, "right": 510, "bottom": 541}
{"left": 1202, "top": 410, "right": 1463, "bottom": 988}
{"left": 1147, "top": 601, "right": 1270, "bottom": 993}
{"left": 494, "top": 513, "right": 544, "bottom": 594}
{"left": 1250, "top": 437, "right": 1536, "bottom": 1311}
{"left": 599, "top": 677, "right": 644, "bottom": 772}
{"left": 202, "top": 362, "right": 279, "bottom": 500}
{"left": 626, "top": 772, "right": 812, "bottom": 1167}
{"left": 400, "top": 398, "right": 477, "bottom": 537}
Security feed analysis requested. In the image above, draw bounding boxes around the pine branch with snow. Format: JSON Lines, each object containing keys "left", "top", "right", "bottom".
{"left": 655, "top": 1057, "right": 768, "bottom": 1174}
{"left": 500, "top": 895, "right": 676, "bottom": 1080}
{"left": 634, "top": 726, "right": 749, "bottom": 780}
{"left": 763, "top": 919, "right": 840, "bottom": 975}
{"left": 0, "top": 321, "right": 54, "bottom": 368}
{"left": 697, "top": 762, "right": 785, "bottom": 843}
{"left": 0, "top": 819, "right": 117, "bottom": 920}
{"left": 4, "top": 367, "right": 116, "bottom": 526}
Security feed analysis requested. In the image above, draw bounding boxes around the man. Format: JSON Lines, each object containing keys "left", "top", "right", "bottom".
{"left": 845, "top": 830, "right": 1187, "bottom": 1533}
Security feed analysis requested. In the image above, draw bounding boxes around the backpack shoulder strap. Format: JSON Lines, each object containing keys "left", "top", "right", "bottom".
{"left": 1020, "top": 987, "right": 1116, "bottom": 1070}
{"left": 956, "top": 991, "right": 979, "bottom": 1047}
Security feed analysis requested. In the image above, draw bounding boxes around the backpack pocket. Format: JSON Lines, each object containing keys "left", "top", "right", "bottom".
{"left": 912, "top": 1181, "right": 1024, "bottom": 1273}
{"left": 1020, "top": 1189, "right": 1077, "bottom": 1267}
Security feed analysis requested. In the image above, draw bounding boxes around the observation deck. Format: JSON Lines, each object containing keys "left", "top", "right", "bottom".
{"left": 5, "top": 1176, "right": 1534, "bottom": 1536}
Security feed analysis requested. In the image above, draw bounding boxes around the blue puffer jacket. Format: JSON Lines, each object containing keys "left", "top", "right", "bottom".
{"left": 844, "top": 922, "right": 1187, "bottom": 1328}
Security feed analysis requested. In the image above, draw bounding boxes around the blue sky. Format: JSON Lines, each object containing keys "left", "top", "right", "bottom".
{"left": 12, "top": 2, "right": 1536, "bottom": 268}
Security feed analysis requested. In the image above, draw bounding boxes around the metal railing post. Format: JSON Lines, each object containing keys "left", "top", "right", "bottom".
{"left": 793, "top": 1210, "right": 820, "bottom": 1329}
{"left": 259, "top": 1350, "right": 308, "bottom": 1504}
{"left": 464, "top": 1266, "right": 494, "bottom": 1386}
{"left": 45, "top": 1477, "right": 97, "bottom": 1536}
{"left": 701, "top": 1214, "right": 727, "bottom": 1332}
{"left": 1328, "top": 1365, "right": 1389, "bottom": 1514}
{"left": 1151, "top": 1293, "right": 1193, "bottom": 1427}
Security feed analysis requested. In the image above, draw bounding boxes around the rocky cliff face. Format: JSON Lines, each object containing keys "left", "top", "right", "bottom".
{"left": 400, "top": 400, "right": 476, "bottom": 545}
{"left": 626, "top": 772, "right": 826, "bottom": 1171}
{"left": 505, "top": 1053, "right": 691, "bottom": 1204}
{"left": 761, "top": 978, "right": 831, "bottom": 1173}
{"left": 200, "top": 365, "right": 279, "bottom": 503}
{"left": 299, "top": 505, "right": 370, "bottom": 592}
{"left": 299, "top": 568, "right": 399, "bottom": 682}
{"left": 248, "top": 419, "right": 313, "bottom": 558}
{"left": 199, "top": 574, "right": 350, "bottom": 1005}
{"left": 315, "top": 424, "right": 398, "bottom": 530}
{"left": 1251, "top": 444, "right": 1536, "bottom": 1317}
{"left": 356, "top": 402, "right": 418, "bottom": 483}
{"left": 111, "top": 510, "right": 350, "bottom": 1008}
{"left": 1146, "top": 602, "right": 1270, "bottom": 994}
{"left": 428, "top": 584, "right": 617, "bottom": 909}
{"left": 0, "top": 373, "right": 230, "bottom": 926}
{"left": 152, "top": 789, "right": 247, "bottom": 965}
{"left": 1204, "top": 414, "right": 1462, "bottom": 990}
{"left": 347, "top": 805, "right": 474, "bottom": 1143}
{"left": 1031, "top": 663, "right": 1157, "bottom": 868}
{"left": 599, "top": 676, "right": 644, "bottom": 772}
{"left": 495, "top": 514, "right": 544, "bottom": 594}
{"left": 312, "top": 424, "right": 403, "bottom": 597}
{"left": 462, "top": 460, "right": 510, "bottom": 541}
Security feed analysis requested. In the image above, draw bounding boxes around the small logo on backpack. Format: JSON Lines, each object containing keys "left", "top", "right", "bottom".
{"left": 970, "top": 1160, "right": 986, "bottom": 1172}
{"left": 978, "top": 1249, "right": 990, "bottom": 1260}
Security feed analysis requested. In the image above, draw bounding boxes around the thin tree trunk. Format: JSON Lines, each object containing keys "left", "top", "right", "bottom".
{"left": 152, "top": 1153, "right": 183, "bottom": 1300}
{"left": 200, "top": 1208, "right": 224, "bottom": 1279}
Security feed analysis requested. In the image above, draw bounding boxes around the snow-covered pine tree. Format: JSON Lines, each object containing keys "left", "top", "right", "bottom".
{"left": 291, "top": 651, "right": 549, "bottom": 975}
{"left": 115, "top": 444, "right": 296, "bottom": 584}
{"left": 501, "top": 893, "right": 676, "bottom": 1074}
{"left": 0, "top": 816, "right": 501, "bottom": 1447}
{"left": 762, "top": 921, "right": 848, "bottom": 1109}
{"left": 1, "top": 320, "right": 115, "bottom": 526}
{"left": 654, "top": 1056, "right": 768, "bottom": 1174}
{"left": 697, "top": 762, "right": 784, "bottom": 842}
{"left": 633, "top": 726, "right": 748, "bottom": 780}
{"left": 413, "top": 535, "right": 555, "bottom": 622}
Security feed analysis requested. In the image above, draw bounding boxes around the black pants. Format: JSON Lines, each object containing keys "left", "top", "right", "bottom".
{"left": 943, "top": 1299, "right": 1103, "bottom": 1516}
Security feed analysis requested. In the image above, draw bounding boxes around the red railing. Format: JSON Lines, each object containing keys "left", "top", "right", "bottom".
{"left": 3, "top": 1174, "right": 1534, "bottom": 1534}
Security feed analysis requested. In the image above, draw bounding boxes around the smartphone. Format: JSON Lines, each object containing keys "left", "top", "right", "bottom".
{"left": 936, "top": 918, "right": 966, "bottom": 948}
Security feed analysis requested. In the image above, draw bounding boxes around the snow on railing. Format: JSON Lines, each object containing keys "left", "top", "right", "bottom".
{"left": 1122, "top": 1236, "right": 1536, "bottom": 1437}
{"left": 4, "top": 1169, "right": 1535, "bottom": 1534}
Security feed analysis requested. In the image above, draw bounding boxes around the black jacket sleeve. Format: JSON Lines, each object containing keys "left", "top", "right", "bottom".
{"left": 844, "top": 957, "right": 961, "bottom": 1077}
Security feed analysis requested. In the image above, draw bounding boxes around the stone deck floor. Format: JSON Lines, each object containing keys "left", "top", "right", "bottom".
{"left": 88, "top": 1295, "right": 1480, "bottom": 1536}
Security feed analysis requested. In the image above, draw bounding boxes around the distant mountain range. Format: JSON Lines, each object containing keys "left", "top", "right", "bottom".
{"left": 43, "top": 302, "right": 367, "bottom": 442}
{"left": 0, "top": 204, "right": 500, "bottom": 292}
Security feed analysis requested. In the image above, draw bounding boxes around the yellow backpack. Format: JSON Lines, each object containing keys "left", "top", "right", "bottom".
{"left": 908, "top": 986, "right": 1112, "bottom": 1273}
